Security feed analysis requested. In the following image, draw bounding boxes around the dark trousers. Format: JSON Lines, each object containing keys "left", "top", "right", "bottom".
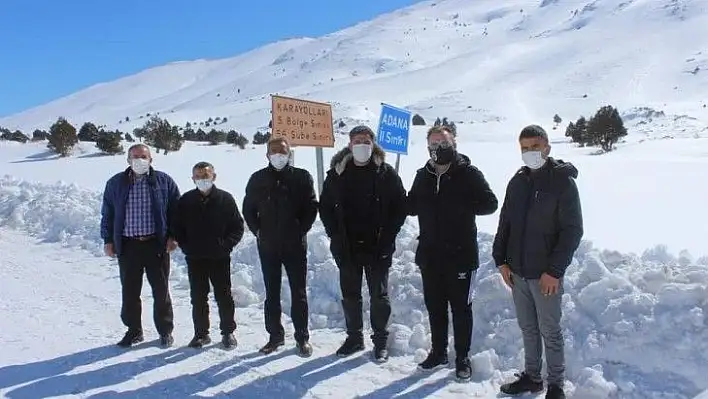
{"left": 421, "top": 267, "right": 476, "bottom": 359}
{"left": 118, "top": 238, "right": 174, "bottom": 336}
{"left": 339, "top": 253, "right": 392, "bottom": 348}
{"left": 259, "top": 247, "right": 309, "bottom": 343}
{"left": 186, "top": 257, "right": 237, "bottom": 336}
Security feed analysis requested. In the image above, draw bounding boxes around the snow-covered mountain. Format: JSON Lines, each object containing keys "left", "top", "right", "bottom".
{"left": 2, "top": 1, "right": 708, "bottom": 398}
{"left": 3, "top": 0, "right": 708, "bottom": 140}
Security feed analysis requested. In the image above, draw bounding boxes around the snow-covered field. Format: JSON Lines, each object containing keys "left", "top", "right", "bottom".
{"left": 1, "top": 133, "right": 707, "bottom": 398}
{"left": 2, "top": 0, "right": 708, "bottom": 397}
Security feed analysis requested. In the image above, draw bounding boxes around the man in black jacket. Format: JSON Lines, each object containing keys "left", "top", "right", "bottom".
{"left": 407, "top": 125, "right": 498, "bottom": 381}
{"left": 175, "top": 161, "right": 244, "bottom": 349}
{"left": 319, "top": 125, "right": 407, "bottom": 363}
{"left": 242, "top": 136, "right": 318, "bottom": 357}
{"left": 493, "top": 125, "right": 583, "bottom": 399}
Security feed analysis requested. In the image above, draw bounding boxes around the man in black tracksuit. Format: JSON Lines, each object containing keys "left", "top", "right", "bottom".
{"left": 407, "top": 125, "right": 498, "bottom": 381}
{"left": 242, "top": 136, "right": 318, "bottom": 357}
{"left": 493, "top": 125, "right": 583, "bottom": 399}
{"left": 175, "top": 161, "right": 244, "bottom": 349}
{"left": 319, "top": 125, "right": 407, "bottom": 363}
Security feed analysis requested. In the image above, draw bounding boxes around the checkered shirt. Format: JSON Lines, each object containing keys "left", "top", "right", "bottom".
{"left": 123, "top": 175, "right": 155, "bottom": 237}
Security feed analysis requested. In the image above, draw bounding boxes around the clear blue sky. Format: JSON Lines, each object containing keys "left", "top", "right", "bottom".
{"left": 0, "top": 0, "right": 421, "bottom": 117}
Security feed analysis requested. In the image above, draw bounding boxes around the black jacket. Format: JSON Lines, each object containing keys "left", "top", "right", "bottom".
{"left": 407, "top": 153, "right": 498, "bottom": 273}
{"left": 174, "top": 186, "right": 245, "bottom": 260}
{"left": 319, "top": 144, "right": 407, "bottom": 267}
{"left": 242, "top": 164, "right": 318, "bottom": 254}
{"left": 492, "top": 157, "right": 583, "bottom": 279}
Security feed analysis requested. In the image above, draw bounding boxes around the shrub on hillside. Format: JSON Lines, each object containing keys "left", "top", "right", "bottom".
{"left": 1, "top": 129, "right": 29, "bottom": 143}
{"left": 553, "top": 114, "right": 562, "bottom": 126}
{"left": 207, "top": 129, "right": 227, "bottom": 145}
{"left": 140, "top": 116, "right": 183, "bottom": 154}
{"left": 47, "top": 117, "right": 78, "bottom": 156}
{"left": 32, "top": 129, "right": 49, "bottom": 141}
{"left": 253, "top": 131, "right": 271, "bottom": 145}
{"left": 78, "top": 122, "right": 100, "bottom": 142}
{"left": 96, "top": 131, "right": 124, "bottom": 155}
{"left": 125, "top": 132, "right": 134, "bottom": 142}
{"left": 234, "top": 134, "right": 249, "bottom": 149}
{"left": 412, "top": 114, "right": 426, "bottom": 126}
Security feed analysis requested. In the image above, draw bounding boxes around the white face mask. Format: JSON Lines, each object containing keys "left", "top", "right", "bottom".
{"left": 352, "top": 144, "right": 372, "bottom": 163}
{"left": 269, "top": 153, "right": 289, "bottom": 170}
{"left": 194, "top": 179, "right": 213, "bottom": 192}
{"left": 522, "top": 151, "right": 547, "bottom": 170}
{"left": 130, "top": 158, "right": 150, "bottom": 175}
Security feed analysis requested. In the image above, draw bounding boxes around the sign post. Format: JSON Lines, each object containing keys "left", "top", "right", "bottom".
{"left": 376, "top": 103, "right": 411, "bottom": 175}
{"left": 271, "top": 95, "right": 334, "bottom": 196}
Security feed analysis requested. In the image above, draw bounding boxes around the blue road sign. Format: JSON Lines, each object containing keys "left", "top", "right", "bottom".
{"left": 376, "top": 103, "right": 411, "bottom": 155}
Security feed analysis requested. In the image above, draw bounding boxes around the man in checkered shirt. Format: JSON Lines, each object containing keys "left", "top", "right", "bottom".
{"left": 100, "top": 144, "right": 181, "bottom": 348}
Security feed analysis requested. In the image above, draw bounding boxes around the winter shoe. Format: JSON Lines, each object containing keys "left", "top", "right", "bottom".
{"left": 296, "top": 340, "right": 313, "bottom": 357}
{"left": 335, "top": 336, "right": 365, "bottom": 357}
{"left": 222, "top": 333, "right": 237, "bottom": 349}
{"left": 546, "top": 384, "right": 566, "bottom": 399}
{"left": 117, "top": 329, "right": 144, "bottom": 348}
{"left": 455, "top": 357, "right": 472, "bottom": 381}
{"left": 259, "top": 337, "right": 285, "bottom": 354}
{"left": 499, "top": 372, "right": 544, "bottom": 395}
{"left": 188, "top": 334, "right": 212, "bottom": 348}
{"left": 159, "top": 334, "right": 174, "bottom": 348}
{"left": 418, "top": 351, "right": 449, "bottom": 371}
{"left": 373, "top": 346, "right": 389, "bottom": 363}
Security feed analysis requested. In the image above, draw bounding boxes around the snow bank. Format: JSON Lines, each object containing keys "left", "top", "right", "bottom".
{"left": 1, "top": 175, "right": 706, "bottom": 398}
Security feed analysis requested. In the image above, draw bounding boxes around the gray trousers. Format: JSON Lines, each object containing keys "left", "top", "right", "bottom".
{"left": 511, "top": 273, "right": 564, "bottom": 385}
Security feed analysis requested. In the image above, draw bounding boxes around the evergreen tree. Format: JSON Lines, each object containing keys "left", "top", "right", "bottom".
{"left": 226, "top": 130, "right": 240, "bottom": 144}
{"left": 78, "top": 122, "right": 100, "bottom": 142}
{"left": 207, "top": 129, "right": 227, "bottom": 145}
{"left": 253, "top": 131, "right": 271, "bottom": 145}
{"left": 96, "top": 131, "right": 124, "bottom": 155}
{"left": 141, "top": 116, "right": 183, "bottom": 154}
{"left": 47, "top": 117, "right": 78, "bottom": 156}
{"left": 234, "top": 133, "right": 249, "bottom": 149}
{"left": 195, "top": 128, "right": 207, "bottom": 141}
{"left": 183, "top": 127, "right": 197, "bottom": 141}
{"left": 587, "top": 105, "right": 627, "bottom": 152}
{"left": 553, "top": 114, "right": 562, "bottom": 125}
{"left": 32, "top": 129, "right": 48, "bottom": 141}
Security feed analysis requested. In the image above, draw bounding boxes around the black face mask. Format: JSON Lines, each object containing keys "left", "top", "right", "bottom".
{"left": 430, "top": 145, "right": 456, "bottom": 165}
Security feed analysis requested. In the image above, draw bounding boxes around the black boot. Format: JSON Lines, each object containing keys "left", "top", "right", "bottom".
{"left": 546, "top": 383, "right": 566, "bottom": 399}
{"left": 335, "top": 336, "right": 364, "bottom": 357}
{"left": 499, "top": 372, "right": 544, "bottom": 395}
{"left": 455, "top": 357, "right": 472, "bottom": 381}
{"left": 296, "top": 340, "right": 313, "bottom": 358}
{"left": 117, "top": 329, "right": 143, "bottom": 348}
{"left": 188, "top": 334, "right": 212, "bottom": 348}
{"left": 222, "top": 333, "right": 237, "bottom": 349}
{"left": 418, "top": 351, "right": 448, "bottom": 371}
{"left": 159, "top": 333, "right": 174, "bottom": 348}
{"left": 373, "top": 346, "right": 389, "bottom": 363}
{"left": 259, "top": 336, "right": 285, "bottom": 354}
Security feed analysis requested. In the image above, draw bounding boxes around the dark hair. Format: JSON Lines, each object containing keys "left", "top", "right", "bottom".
{"left": 192, "top": 161, "right": 214, "bottom": 171}
{"left": 519, "top": 124, "right": 548, "bottom": 141}
{"left": 349, "top": 125, "right": 375, "bottom": 140}
{"left": 426, "top": 125, "right": 456, "bottom": 139}
{"left": 267, "top": 136, "right": 290, "bottom": 148}
{"left": 127, "top": 143, "right": 150, "bottom": 155}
